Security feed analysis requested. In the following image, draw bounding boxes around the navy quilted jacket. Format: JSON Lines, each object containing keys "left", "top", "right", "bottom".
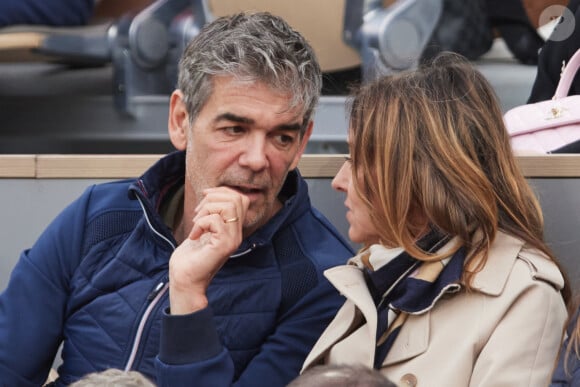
{"left": 0, "top": 151, "right": 354, "bottom": 386}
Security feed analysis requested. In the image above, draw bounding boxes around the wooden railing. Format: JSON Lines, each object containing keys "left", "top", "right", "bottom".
{"left": 2, "top": 154, "right": 580, "bottom": 179}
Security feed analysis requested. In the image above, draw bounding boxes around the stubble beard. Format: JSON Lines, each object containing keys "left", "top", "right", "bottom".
{"left": 187, "top": 166, "right": 278, "bottom": 234}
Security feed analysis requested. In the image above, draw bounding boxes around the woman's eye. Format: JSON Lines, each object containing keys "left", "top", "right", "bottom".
{"left": 344, "top": 156, "right": 352, "bottom": 163}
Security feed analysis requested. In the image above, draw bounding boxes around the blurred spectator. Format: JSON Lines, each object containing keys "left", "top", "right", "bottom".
{"left": 486, "top": 0, "right": 546, "bottom": 64}
{"left": 0, "top": 0, "right": 97, "bottom": 27}
{"left": 287, "top": 365, "right": 396, "bottom": 387}
{"left": 528, "top": 0, "right": 580, "bottom": 102}
{"left": 69, "top": 369, "right": 155, "bottom": 387}
{"left": 423, "top": 0, "right": 545, "bottom": 65}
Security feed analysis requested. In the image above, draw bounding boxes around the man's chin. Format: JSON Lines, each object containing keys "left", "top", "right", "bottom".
{"left": 242, "top": 207, "right": 269, "bottom": 233}
{"left": 243, "top": 214, "right": 262, "bottom": 230}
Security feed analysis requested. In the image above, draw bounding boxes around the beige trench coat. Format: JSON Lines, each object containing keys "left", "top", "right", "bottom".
{"left": 302, "top": 232, "right": 568, "bottom": 387}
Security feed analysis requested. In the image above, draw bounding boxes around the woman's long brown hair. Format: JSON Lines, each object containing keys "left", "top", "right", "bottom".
{"left": 348, "top": 52, "right": 571, "bottom": 303}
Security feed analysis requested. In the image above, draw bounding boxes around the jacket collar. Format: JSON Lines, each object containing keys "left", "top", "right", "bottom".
{"left": 128, "top": 150, "right": 186, "bottom": 243}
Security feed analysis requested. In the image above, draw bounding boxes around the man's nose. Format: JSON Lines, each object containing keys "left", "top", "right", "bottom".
{"left": 239, "top": 137, "right": 268, "bottom": 171}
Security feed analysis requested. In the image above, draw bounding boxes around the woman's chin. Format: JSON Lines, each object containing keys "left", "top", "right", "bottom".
{"left": 347, "top": 230, "right": 364, "bottom": 245}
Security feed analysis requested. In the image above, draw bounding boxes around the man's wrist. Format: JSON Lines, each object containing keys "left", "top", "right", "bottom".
{"left": 169, "top": 289, "right": 209, "bottom": 315}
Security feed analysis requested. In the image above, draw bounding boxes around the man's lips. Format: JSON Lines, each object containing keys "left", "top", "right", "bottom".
{"left": 227, "top": 185, "right": 266, "bottom": 197}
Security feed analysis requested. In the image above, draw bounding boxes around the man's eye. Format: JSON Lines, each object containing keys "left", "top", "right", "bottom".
{"left": 274, "top": 134, "right": 296, "bottom": 147}
{"left": 279, "top": 135, "right": 295, "bottom": 144}
{"left": 223, "top": 126, "right": 245, "bottom": 134}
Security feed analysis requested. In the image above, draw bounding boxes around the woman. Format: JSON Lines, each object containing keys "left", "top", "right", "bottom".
{"left": 302, "top": 53, "right": 570, "bottom": 386}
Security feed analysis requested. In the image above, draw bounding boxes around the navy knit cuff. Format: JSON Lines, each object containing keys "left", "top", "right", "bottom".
{"left": 159, "top": 307, "right": 222, "bottom": 365}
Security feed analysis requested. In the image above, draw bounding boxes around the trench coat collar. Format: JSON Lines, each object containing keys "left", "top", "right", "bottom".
{"left": 308, "top": 231, "right": 527, "bottom": 368}
{"left": 470, "top": 231, "right": 525, "bottom": 295}
{"left": 301, "top": 264, "right": 378, "bottom": 368}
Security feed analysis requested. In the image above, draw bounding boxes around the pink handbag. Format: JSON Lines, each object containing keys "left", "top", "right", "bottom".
{"left": 504, "top": 48, "right": 580, "bottom": 153}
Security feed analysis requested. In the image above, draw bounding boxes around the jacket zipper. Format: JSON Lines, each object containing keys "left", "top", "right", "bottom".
{"left": 124, "top": 196, "right": 175, "bottom": 371}
{"left": 124, "top": 192, "right": 258, "bottom": 370}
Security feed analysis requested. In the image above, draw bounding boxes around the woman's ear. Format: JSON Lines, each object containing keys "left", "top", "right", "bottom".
{"left": 168, "top": 90, "right": 189, "bottom": 150}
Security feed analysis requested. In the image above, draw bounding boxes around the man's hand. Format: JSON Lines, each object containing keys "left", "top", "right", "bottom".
{"left": 168, "top": 187, "right": 250, "bottom": 315}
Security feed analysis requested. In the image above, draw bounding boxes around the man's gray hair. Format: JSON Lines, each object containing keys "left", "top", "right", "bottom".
{"left": 69, "top": 369, "right": 155, "bottom": 387}
{"left": 177, "top": 11, "right": 322, "bottom": 132}
{"left": 287, "top": 364, "right": 397, "bottom": 387}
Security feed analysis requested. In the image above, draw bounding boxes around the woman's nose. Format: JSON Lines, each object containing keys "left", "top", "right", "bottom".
{"left": 331, "top": 162, "right": 350, "bottom": 192}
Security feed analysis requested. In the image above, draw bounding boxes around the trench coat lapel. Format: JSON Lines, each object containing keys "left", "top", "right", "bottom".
{"left": 382, "top": 312, "right": 430, "bottom": 365}
{"left": 302, "top": 264, "right": 378, "bottom": 368}
{"left": 324, "top": 264, "right": 378, "bottom": 328}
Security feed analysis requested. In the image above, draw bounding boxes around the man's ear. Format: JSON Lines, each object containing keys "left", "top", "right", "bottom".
{"left": 289, "top": 120, "right": 314, "bottom": 170}
{"left": 168, "top": 90, "right": 189, "bottom": 150}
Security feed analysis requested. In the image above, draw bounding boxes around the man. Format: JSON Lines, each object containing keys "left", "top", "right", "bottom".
{"left": 0, "top": 12, "right": 354, "bottom": 386}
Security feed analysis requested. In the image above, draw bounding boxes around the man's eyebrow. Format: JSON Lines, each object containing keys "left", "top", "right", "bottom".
{"left": 214, "top": 113, "right": 254, "bottom": 125}
{"left": 214, "top": 113, "right": 303, "bottom": 131}
{"left": 276, "top": 122, "right": 303, "bottom": 132}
